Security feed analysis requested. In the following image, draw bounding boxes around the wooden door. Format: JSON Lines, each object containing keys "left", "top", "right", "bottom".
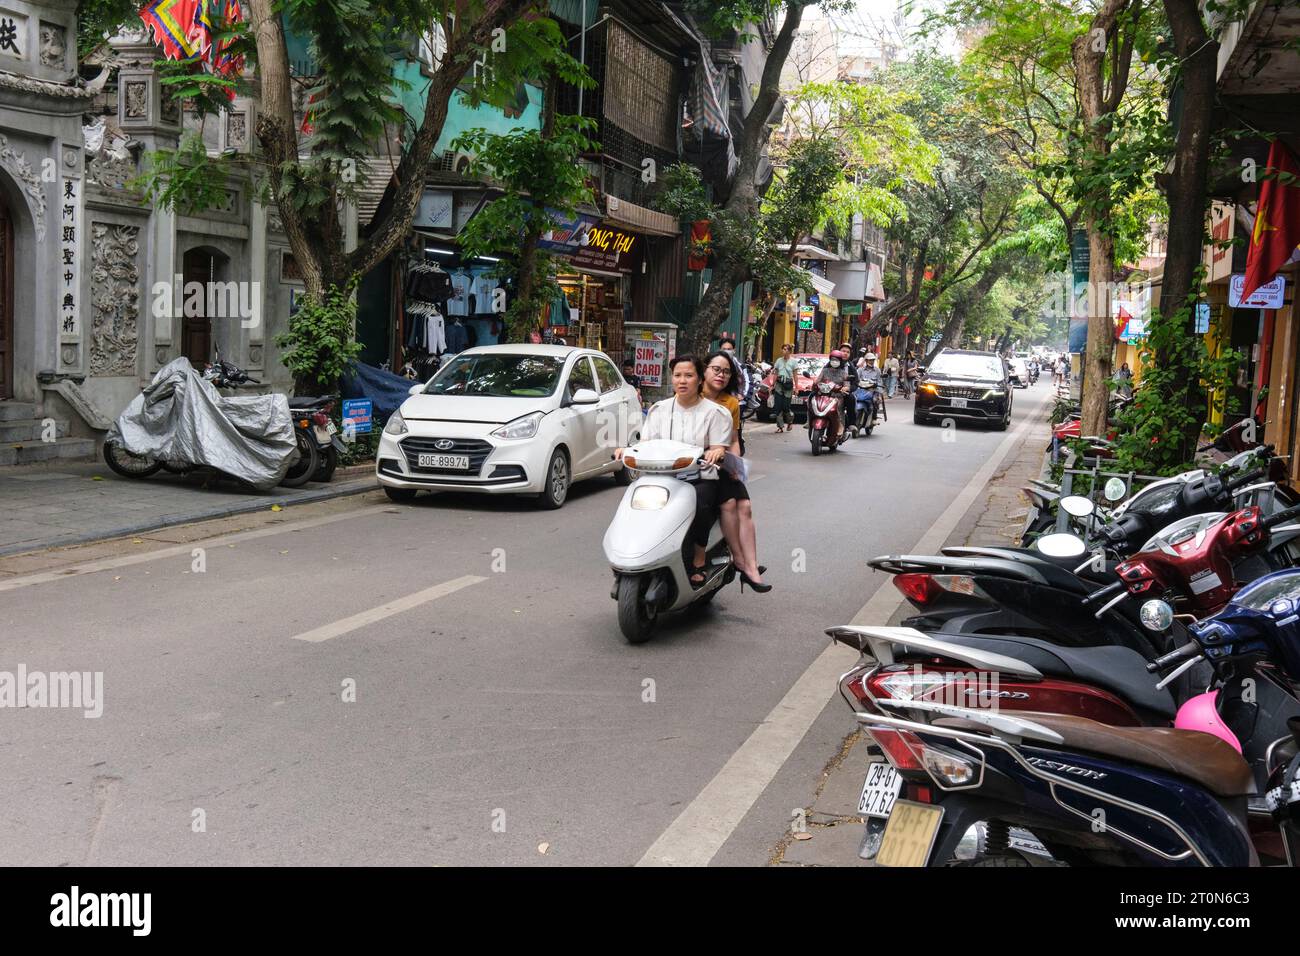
{"left": 181, "top": 248, "right": 215, "bottom": 365}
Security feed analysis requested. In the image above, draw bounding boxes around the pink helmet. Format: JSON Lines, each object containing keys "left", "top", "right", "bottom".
{"left": 1174, "top": 690, "right": 1242, "bottom": 753}
{"left": 829, "top": 349, "right": 846, "bottom": 361}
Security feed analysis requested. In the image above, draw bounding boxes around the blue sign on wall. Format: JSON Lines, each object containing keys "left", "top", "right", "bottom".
{"left": 342, "top": 398, "right": 373, "bottom": 434}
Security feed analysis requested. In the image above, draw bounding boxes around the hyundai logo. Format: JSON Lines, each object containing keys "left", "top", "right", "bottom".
{"left": 434, "top": 439, "right": 455, "bottom": 451}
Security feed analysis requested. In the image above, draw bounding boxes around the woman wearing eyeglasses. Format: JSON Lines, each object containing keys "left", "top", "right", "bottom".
{"left": 702, "top": 351, "right": 771, "bottom": 593}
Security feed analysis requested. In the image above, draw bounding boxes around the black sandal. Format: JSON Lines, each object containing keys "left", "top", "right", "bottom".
{"left": 688, "top": 564, "right": 708, "bottom": 587}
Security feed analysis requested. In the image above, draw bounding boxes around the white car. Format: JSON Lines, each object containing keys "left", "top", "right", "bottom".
{"left": 376, "top": 345, "right": 641, "bottom": 508}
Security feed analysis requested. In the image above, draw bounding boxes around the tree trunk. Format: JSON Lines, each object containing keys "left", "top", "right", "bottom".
{"left": 1081, "top": 214, "right": 1116, "bottom": 437}
{"left": 1157, "top": 0, "right": 1218, "bottom": 462}
{"left": 683, "top": 1, "right": 807, "bottom": 348}
{"left": 1072, "top": 0, "right": 1138, "bottom": 437}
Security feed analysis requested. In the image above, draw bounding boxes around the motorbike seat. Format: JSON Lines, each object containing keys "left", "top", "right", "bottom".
{"left": 288, "top": 396, "right": 333, "bottom": 409}
{"left": 999, "top": 712, "right": 1254, "bottom": 797}
{"left": 923, "top": 632, "right": 1176, "bottom": 718}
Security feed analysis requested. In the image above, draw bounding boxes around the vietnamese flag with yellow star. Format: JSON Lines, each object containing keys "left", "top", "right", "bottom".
{"left": 1242, "top": 141, "right": 1300, "bottom": 300}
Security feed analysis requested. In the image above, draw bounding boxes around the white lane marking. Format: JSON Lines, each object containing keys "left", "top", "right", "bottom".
{"left": 0, "top": 507, "right": 387, "bottom": 593}
{"left": 636, "top": 390, "right": 1053, "bottom": 866}
{"left": 289, "top": 574, "right": 488, "bottom": 643}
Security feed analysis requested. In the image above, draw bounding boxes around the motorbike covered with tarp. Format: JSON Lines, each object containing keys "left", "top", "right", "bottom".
{"left": 105, "top": 358, "right": 297, "bottom": 491}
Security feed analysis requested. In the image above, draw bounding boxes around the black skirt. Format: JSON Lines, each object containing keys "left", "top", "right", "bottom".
{"left": 717, "top": 469, "right": 750, "bottom": 503}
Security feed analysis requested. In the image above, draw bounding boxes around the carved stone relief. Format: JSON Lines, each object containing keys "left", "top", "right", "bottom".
{"left": 0, "top": 135, "right": 47, "bottom": 241}
{"left": 226, "top": 112, "right": 247, "bottom": 149}
{"left": 123, "top": 81, "right": 148, "bottom": 119}
{"left": 89, "top": 223, "right": 142, "bottom": 376}
{"left": 39, "top": 22, "right": 66, "bottom": 68}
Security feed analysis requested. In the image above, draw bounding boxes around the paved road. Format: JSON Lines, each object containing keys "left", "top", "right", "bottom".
{"left": 0, "top": 385, "right": 1052, "bottom": 865}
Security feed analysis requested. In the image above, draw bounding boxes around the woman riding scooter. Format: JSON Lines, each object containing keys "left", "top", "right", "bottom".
{"left": 615, "top": 355, "right": 732, "bottom": 588}
{"left": 814, "top": 350, "right": 853, "bottom": 443}
{"left": 703, "top": 352, "right": 771, "bottom": 592}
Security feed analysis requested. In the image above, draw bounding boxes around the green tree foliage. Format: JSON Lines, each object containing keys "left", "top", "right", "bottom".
{"left": 451, "top": 115, "right": 598, "bottom": 340}
{"left": 276, "top": 284, "right": 364, "bottom": 394}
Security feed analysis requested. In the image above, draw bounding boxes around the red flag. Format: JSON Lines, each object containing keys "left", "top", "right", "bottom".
{"left": 1114, "top": 305, "right": 1132, "bottom": 340}
{"left": 1242, "top": 141, "right": 1300, "bottom": 300}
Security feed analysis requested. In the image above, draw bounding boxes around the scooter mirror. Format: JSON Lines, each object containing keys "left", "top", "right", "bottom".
{"left": 1036, "top": 533, "right": 1087, "bottom": 558}
{"left": 1060, "top": 495, "right": 1096, "bottom": 518}
{"left": 1104, "top": 477, "right": 1127, "bottom": 502}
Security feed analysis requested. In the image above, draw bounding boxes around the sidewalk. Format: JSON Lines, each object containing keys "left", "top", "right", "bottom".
{"left": 0, "top": 459, "right": 378, "bottom": 558}
{"left": 772, "top": 399, "right": 1052, "bottom": 866}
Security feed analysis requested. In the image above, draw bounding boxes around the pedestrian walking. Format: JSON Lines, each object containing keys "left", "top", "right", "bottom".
{"left": 1116, "top": 362, "right": 1133, "bottom": 399}
{"left": 883, "top": 352, "right": 900, "bottom": 398}
{"left": 901, "top": 350, "right": 919, "bottom": 399}
{"left": 771, "top": 343, "right": 797, "bottom": 433}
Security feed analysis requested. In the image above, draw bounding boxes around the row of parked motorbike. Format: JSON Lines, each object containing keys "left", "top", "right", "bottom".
{"left": 833, "top": 443, "right": 1300, "bottom": 867}
{"left": 101, "top": 354, "right": 348, "bottom": 492}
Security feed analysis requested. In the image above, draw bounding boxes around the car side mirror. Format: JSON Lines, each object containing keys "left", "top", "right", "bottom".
{"left": 916, "top": 366, "right": 926, "bottom": 376}
{"left": 570, "top": 388, "right": 599, "bottom": 405}
{"left": 408, "top": 383, "right": 424, "bottom": 396}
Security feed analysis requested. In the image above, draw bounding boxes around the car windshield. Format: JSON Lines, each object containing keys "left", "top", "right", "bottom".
{"left": 928, "top": 353, "right": 1005, "bottom": 381}
{"left": 422, "top": 354, "right": 565, "bottom": 397}
{"left": 792, "top": 356, "right": 828, "bottom": 377}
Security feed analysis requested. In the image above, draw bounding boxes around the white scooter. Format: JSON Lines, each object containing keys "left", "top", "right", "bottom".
{"left": 603, "top": 439, "right": 734, "bottom": 644}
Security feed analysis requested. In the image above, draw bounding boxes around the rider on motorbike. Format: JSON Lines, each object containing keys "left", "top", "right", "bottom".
{"left": 815, "top": 350, "right": 854, "bottom": 440}
{"left": 858, "top": 354, "right": 883, "bottom": 424}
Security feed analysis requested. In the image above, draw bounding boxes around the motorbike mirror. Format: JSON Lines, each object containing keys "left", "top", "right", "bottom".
{"left": 1139, "top": 599, "right": 1174, "bottom": 633}
{"left": 1060, "top": 495, "right": 1095, "bottom": 518}
{"left": 1036, "top": 533, "right": 1087, "bottom": 558}
{"left": 1103, "top": 477, "right": 1127, "bottom": 502}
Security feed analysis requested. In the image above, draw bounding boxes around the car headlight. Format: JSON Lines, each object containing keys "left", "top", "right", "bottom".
{"left": 630, "top": 485, "right": 670, "bottom": 510}
{"left": 985, "top": 389, "right": 1007, "bottom": 398}
{"left": 920, "top": 383, "right": 938, "bottom": 394}
{"left": 384, "top": 410, "right": 408, "bottom": 436}
{"left": 491, "top": 411, "right": 544, "bottom": 441}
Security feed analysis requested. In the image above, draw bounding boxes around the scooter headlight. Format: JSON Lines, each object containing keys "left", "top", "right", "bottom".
{"left": 630, "top": 485, "right": 670, "bottom": 511}
{"left": 1140, "top": 599, "right": 1174, "bottom": 632}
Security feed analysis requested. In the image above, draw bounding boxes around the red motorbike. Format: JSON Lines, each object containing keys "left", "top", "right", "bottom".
{"left": 807, "top": 380, "right": 845, "bottom": 456}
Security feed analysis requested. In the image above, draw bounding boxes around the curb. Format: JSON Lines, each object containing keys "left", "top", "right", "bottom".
{"left": 0, "top": 475, "right": 380, "bottom": 559}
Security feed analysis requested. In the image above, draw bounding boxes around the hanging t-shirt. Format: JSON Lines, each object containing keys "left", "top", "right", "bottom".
{"left": 472, "top": 272, "right": 499, "bottom": 314}
{"left": 642, "top": 397, "right": 733, "bottom": 480}
{"left": 446, "top": 271, "right": 472, "bottom": 316}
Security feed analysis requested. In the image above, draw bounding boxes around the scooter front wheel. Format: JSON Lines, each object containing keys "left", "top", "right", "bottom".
{"left": 617, "top": 574, "right": 658, "bottom": 644}
{"left": 810, "top": 432, "right": 823, "bottom": 456}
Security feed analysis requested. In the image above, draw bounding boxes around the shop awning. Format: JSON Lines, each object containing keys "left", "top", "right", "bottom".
{"left": 603, "top": 196, "right": 681, "bottom": 237}
{"left": 785, "top": 243, "right": 843, "bottom": 261}
{"left": 800, "top": 267, "right": 836, "bottom": 297}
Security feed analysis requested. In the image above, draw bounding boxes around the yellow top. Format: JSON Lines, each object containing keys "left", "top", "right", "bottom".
{"left": 711, "top": 392, "right": 741, "bottom": 434}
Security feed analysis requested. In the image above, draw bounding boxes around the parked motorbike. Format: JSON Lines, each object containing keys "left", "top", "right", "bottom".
{"left": 203, "top": 351, "right": 322, "bottom": 489}
{"left": 603, "top": 439, "right": 735, "bottom": 643}
{"left": 848, "top": 573, "right": 1300, "bottom": 867}
{"left": 103, "top": 356, "right": 298, "bottom": 491}
{"left": 288, "top": 395, "right": 347, "bottom": 483}
{"left": 807, "top": 380, "right": 846, "bottom": 456}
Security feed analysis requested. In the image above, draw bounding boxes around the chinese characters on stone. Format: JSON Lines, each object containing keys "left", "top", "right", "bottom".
{"left": 60, "top": 178, "right": 80, "bottom": 338}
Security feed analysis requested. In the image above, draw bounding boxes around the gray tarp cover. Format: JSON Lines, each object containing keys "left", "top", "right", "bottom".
{"left": 107, "top": 358, "right": 296, "bottom": 490}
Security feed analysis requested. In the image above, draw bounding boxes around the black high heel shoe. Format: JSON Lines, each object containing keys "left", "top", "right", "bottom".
{"left": 739, "top": 570, "right": 772, "bottom": 593}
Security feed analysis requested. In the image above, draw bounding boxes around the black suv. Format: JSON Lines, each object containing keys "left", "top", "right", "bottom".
{"left": 913, "top": 348, "right": 1012, "bottom": 431}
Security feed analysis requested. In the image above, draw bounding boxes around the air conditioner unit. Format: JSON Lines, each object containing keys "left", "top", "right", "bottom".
{"left": 451, "top": 150, "right": 475, "bottom": 175}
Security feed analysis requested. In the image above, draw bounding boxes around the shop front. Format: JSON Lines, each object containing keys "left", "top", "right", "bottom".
{"left": 540, "top": 217, "right": 642, "bottom": 361}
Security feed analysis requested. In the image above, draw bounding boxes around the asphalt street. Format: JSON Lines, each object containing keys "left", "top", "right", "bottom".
{"left": 0, "top": 385, "right": 1052, "bottom": 866}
